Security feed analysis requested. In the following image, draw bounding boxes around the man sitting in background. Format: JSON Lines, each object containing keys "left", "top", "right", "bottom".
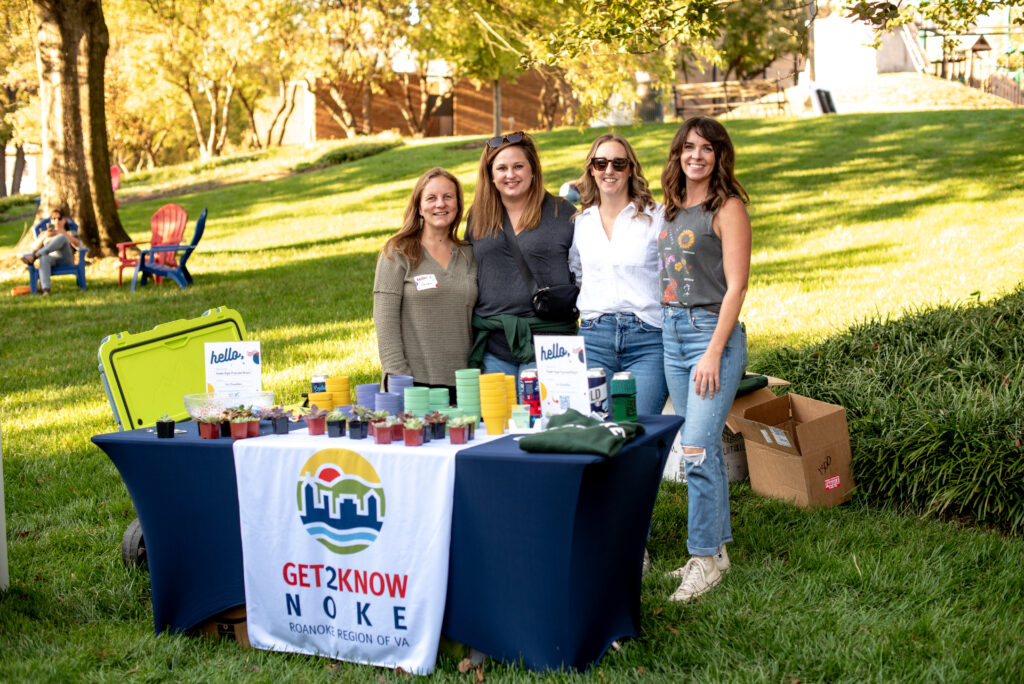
{"left": 21, "top": 208, "right": 80, "bottom": 296}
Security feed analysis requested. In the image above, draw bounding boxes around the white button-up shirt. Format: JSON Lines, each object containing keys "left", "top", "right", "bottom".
{"left": 569, "top": 201, "right": 664, "bottom": 329}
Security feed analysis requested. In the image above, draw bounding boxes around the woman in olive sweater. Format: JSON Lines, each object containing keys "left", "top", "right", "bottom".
{"left": 373, "top": 168, "right": 477, "bottom": 402}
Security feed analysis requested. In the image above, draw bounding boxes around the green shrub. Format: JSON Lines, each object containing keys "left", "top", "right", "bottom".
{"left": 293, "top": 138, "right": 403, "bottom": 172}
{"left": 757, "top": 285, "right": 1024, "bottom": 534}
{"left": 0, "top": 193, "right": 37, "bottom": 221}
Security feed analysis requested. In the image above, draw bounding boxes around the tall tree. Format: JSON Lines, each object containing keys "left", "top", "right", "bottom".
{"left": 34, "top": 0, "right": 128, "bottom": 256}
{"left": 844, "top": 0, "right": 1024, "bottom": 33}
{"left": 716, "top": 0, "right": 809, "bottom": 81}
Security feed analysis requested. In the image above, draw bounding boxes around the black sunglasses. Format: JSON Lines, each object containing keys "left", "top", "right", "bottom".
{"left": 486, "top": 131, "right": 524, "bottom": 148}
{"left": 591, "top": 157, "right": 630, "bottom": 172}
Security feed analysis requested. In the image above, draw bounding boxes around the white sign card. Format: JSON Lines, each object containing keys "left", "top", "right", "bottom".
{"left": 204, "top": 341, "right": 262, "bottom": 393}
{"left": 533, "top": 334, "right": 590, "bottom": 417}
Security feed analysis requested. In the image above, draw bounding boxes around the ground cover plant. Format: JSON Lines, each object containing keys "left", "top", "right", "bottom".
{"left": 2, "top": 110, "right": 1024, "bottom": 681}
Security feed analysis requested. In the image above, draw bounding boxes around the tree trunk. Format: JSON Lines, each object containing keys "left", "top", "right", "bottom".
{"left": 323, "top": 84, "right": 359, "bottom": 138}
{"left": 11, "top": 145, "right": 25, "bottom": 195}
{"left": 34, "top": 0, "right": 127, "bottom": 256}
{"left": 0, "top": 141, "right": 6, "bottom": 197}
{"left": 237, "top": 89, "right": 263, "bottom": 149}
{"left": 275, "top": 83, "right": 297, "bottom": 147}
{"left": 492, "top": 79, "right": 502, "bottom": 137}
{"left": 360, "top": 82, "right": 372, "bottom": 135}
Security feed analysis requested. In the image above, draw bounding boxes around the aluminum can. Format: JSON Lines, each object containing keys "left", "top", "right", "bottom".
{"left": 311, "top": 373, "right": 327, "bottom": 393}
{"left": 520, "top": 369, "right": 541, "bottom": 418}
{"left": 587, "top": 367, "right": 608, "bottom": 416}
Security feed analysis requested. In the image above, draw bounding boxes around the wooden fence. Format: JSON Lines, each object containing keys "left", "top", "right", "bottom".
{"left": 671, "top": 79, "right": 790, "bottom": 119}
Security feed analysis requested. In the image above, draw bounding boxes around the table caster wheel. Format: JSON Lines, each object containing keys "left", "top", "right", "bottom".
{"left": 121, "top": 517, "right": 147, "bottom": 569}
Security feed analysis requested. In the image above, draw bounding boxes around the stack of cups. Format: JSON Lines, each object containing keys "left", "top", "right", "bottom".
{"left": 454, "top": 369, "right": 481, "bottom": 420}
{"left": 355, "top": 383, "right": 380, "bottom": 411}
{"left": 505, "top": 375, "right": 517, "bottom": 413}
{"left": 308, "top": 392, "right": 334, "bottom": 410}
{"left": 374, "top": 391, "right": 401, "bottom": 415}
{"left": 403, "top": 387, "right": 430, "bottom": 417}
{"left": 428, "top": 387, "right": 450, "bottom": 412}
{"left": 479, "top": 373, "right": 508, "bottom": 435}
{"left": 387, "top": 375, "right": 414, "bottom": 413}
{"left": 325, "top": 376, "right": 351, "bottom": 408}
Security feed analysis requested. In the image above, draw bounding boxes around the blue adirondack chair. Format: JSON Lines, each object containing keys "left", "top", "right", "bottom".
{"left": 131, "top": 208, "right": 207, "bottom": 292}
{"left": 24, "top": 217, "right": 89, "bottom": 293}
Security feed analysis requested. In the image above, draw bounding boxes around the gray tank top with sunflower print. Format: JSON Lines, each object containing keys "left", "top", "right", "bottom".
{"left": 658, "top": 204, "right": 725, "bottom": 312}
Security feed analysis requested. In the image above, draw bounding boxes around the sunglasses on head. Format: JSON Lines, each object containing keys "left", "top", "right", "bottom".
{"left": 591, "top": 157, "right": 630, "bottom": 172}
{"left": 486, "top": 131, "right": 524, "bottom": 148}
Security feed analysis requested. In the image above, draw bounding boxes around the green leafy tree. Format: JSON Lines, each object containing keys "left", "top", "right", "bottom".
{"left": 1, "top": 0, "right": 36, "bottom": 196}
{"left": 844, "top": 0, "right": 1024, "bottom": 33}
{"left": 716, "top": 0, "right": 810, "bottom": 81}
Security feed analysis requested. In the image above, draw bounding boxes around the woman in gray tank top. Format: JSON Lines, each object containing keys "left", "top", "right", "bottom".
{"left": 658, "top": 117, "right": 752, "bottom": 603}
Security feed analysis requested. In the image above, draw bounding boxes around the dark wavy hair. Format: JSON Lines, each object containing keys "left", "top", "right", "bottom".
{"left": 467, "top": 132, "right": 550, "bottom": 239}
{"left": 574, "top": 133, "right": 656, "bottom": 221}
{"left": 383, "top": 167, "right": 467, "bottom": 268}
{"left": 661, "top": 117, "right": 748, "bottom": 222}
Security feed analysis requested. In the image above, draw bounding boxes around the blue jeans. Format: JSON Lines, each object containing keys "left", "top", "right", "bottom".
{"left": 480, "top": 352, "right": 536, "bottom": 402}
{"left": 662, "top": 307, "right": 747, "bottom": 557}
{"left": 580, "top": 313, "right": 667, "bottom": 416}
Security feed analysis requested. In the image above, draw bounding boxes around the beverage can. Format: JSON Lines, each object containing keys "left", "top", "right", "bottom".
{"left": 587, "top": 367, "right": 608, "bottom": 417}
{"left": 520, "top": 369, "right": 542, "bottom": 418}
{"left": 311, "top": 373, "right": 327, "bottom": 393}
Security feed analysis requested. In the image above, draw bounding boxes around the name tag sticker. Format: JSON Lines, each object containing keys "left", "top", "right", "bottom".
{"left": 769, "top": 427, "right": 791, "bottom": 448}
{"left": 415, "top": 274, "right": 439, "bottom": 290}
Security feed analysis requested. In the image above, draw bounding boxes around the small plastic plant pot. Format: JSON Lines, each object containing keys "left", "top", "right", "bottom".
{"left": 432, "top": 422, "right": 447, "bottom": 440}
{"left": 247, "top": 420, "right": 260, "bottom": 437}
{"left": 327, "top": 420, "right": 346, "bottom": 438}
{"left": 449, "top": 426, "right": 468, "bottom": 445}
{"left": 230, "top": 422, "right": 249, "bottom": 440}
{"left": 219, "top": 421, "right": 231, "bottom": 437}
{"left": 403, "top": 427, "right": 424, "bottom": 447}
{"left": 374, "top": 427, "right": 393, "bottom": 445}
{"left": 391, "top": 423, "right": 404, "bottom": 441}
{"left": 270, "top": 417, "right": 290, "bottom": 435}
{"left": 156, "top": 420, "right": 175, "bottom": 438}
{"left": 348, "top": 420, "right": 367, "bottom": 439}
{"left": 198, "top": 422, "right": 220, "bottom": 439}
{"left": 307, "top": 417, "right": 326, "bottom": 436}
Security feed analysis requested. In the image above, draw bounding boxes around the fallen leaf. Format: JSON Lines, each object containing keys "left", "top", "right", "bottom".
{"left": 667, "top": 626, "right": 679, "bottom": 636}
{"left": 249, "top": 666, "right": 259, "bottom": 672}
{"left": 127, "top": 665, "right": 141, "bottom": 674}
{"left": 475, "top": 666, "right": 485, "bottom": 683}
{"left": 457, "top": 658, "right": 473, "bottom": 674}
{"left": 637, "top": 666, "right": 644, "bottom": 675}
{"left": 653, "top": 606, "right": 662, "bottom": 615}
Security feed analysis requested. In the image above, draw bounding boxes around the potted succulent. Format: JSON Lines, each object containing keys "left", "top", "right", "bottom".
{"left": 465, "top": 415, "right": 478, "bottom": 441}
{"left": 219, "top": 409, "right": 232, "bottom": 437}
{"left": 348, "top": 405, "right": 370, "bottom": 440}
{"left": 424, "top": 411, "right": 447, "bottom": 440}
{"left": 229, "top": 411, "right": 251, "bottom": 440}
{"left": 242, "top": 405, "right": 262, "bottom": 437}
{"left": 156, "top": 412, "right": 175, "bottom": 439}
{"left": 448, "top": 415, "right": 471, "bottom": 445}
{"left": 326, "top": 408, "right": 348, "bottom": 438}
{"left": 304, "top": 404, "right": 329, "bottom": 436}
{"left": 403, "top": 416, "right": 425, "bottom": 447}
{"left": 196, "top": 407, "right": 223, "bottom": 439}
{"left": 373, "top": 414, "right": 393, "bottom": 445}
{"left": 369, "top": 409, "right": 390, "bottom": 439}
{"left": 389, "top": 414, "right": 406, "bottom": 441}
{"left": 265, "top": 406, "right": 292, "bottom": 435}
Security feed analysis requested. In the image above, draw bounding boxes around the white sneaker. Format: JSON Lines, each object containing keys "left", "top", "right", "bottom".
{"left": 642, "top": 548, "right": 651, "bottom": 576}
{"left": 670, "top": 545, "right": 729, "bottom": 577}
{"left": 668, "top": 556, "right": 721, "bottom": 602}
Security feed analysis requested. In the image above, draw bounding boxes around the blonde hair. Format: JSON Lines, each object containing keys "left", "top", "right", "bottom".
{"left": 574, "top": 133, "right": 656, "bottom": 220}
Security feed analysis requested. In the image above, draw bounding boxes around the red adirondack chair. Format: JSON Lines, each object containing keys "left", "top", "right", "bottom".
{"left": 116, "top": 203, "right": 189, "bottom": 286}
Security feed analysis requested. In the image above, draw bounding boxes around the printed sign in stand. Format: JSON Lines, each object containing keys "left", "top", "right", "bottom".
{"left": 233, "top": 435, "right": 461, "bottom": 674}
{"left": 534, "top": 335, "right": 590, "bottom": 419}
{"left": 204, "top": 341, "right": 262, "bottom": 394}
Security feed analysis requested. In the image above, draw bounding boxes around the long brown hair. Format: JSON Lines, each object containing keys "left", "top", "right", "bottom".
{"left": 383, "top": 167, "right": 466, "bottom": 267}
{"left": 467, "top": 132, "right": 549, "bottom": 239}
{"left": 575, "top": 133, "right": 656, "bottom": 220}
{"left": 661, "top": 117, "right": 749, "bottom": 223}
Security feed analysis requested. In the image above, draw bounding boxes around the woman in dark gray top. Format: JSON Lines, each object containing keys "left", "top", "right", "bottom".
{"left": 465, "top": 132, "right": 576, "bottom": 397}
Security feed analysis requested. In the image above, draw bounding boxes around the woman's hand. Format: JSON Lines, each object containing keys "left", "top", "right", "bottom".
{"left": 692, "top": 347, "right": 723, "bottom": 399}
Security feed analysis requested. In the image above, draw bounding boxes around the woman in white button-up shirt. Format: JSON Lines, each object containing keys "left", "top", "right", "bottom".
{"left": 569, "top": 134, "right": 668, "bottom": 415}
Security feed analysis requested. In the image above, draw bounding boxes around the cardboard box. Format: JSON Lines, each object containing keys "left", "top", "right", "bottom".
{"left": 732, "top": 393, "right": 855, "bottom": 508}
{"left": 195, "top": 605, "right": 250, "bottom": 648}
{"left": 721, "top": 375, "right": 791, "bottom": 482}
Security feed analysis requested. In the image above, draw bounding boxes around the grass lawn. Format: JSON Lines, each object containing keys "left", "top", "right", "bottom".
{"left": 2, "top": 110, "right": 1024, "bottom": 681}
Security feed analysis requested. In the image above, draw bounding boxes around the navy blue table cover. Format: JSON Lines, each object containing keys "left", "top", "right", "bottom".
{"left": 92, "top": 415, "right": 682, "bottom": 672}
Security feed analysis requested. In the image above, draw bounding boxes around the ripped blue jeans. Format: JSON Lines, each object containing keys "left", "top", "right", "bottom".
{"left": 662, "top": 306, "right": 747, "bottom": 556}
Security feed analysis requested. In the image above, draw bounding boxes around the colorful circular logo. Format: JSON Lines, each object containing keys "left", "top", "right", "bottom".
{"left": 296, "top": 448, "right": 386, "bottom": 555}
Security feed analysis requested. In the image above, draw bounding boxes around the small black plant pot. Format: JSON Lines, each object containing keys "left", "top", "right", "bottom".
{"left": 432, "top": 422, "right": 447, "bottom": 440}
{"left": 270, "top": 417, "right": 290, "bottom": 435}
{"left": 467, "top": 421, "right": 476, "bottom": 441}
{"left": 348, "top": 420, "right": 367, "bottom": 439}
{"left": 156, "top": 420, "right": 175, "bottom": 438}
{"left": 220, "top": 420, "right": 231, "bottom": 437}
{"left": 327, "top": 420, "right": 346, "bottom": 438}
{"left": 422, "top": 427, "right": 432, "bottom": 443}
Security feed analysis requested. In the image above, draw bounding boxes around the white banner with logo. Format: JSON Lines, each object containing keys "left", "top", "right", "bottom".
{"left": 234, "top": 431, "right": 459, "bottom": 674}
